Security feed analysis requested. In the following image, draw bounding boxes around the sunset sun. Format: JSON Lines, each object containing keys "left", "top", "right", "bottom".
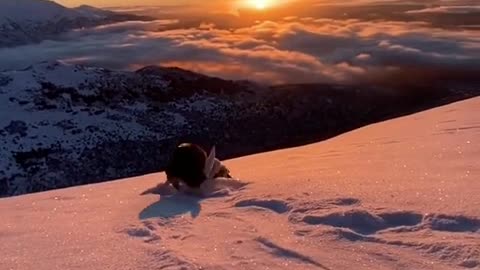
{"left": 248, "top": 0, "right": 271, "bottom": 10}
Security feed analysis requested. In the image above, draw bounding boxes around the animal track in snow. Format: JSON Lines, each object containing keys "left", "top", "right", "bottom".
{"left": 286, "top": 200, "right": 480, "bottom": 269}
{"left": 325, "top": 197, "right": 360, "bottom": 206}
{"left": 459, "top": 260, "right": 479, "bottom": 269}
{"left": 424, "top": 214, "right": 480, "bottom": 233}
{"left": 120, "top": 225, "right": 161, "bottom": 243}
{"left": 234, "top": 199, "right": 291, "bottom": 214}
{"left": 297, "top": 209, "right": 479, "bottom": 235}
{"left": 232, "top": 197, "right": 360, "bottom": 217}
{"left": 301, "top": 209, "right": 389, "bottom": 234}
{"left": 122, "top": 218, "right": 195, "bottom": 244}
{"left": 290, "top": 197, "right": 361, "bottom": 214}
{"left": 125, "top": 227, "right": 153, "bottom": 238}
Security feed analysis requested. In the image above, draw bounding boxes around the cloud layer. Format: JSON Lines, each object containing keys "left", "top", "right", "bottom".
{"left": 1, "top": 1, "right": 479, "bottom": 85}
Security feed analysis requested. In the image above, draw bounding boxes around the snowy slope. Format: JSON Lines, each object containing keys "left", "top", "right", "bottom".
{"left": 0, "top": 97, "right": 478, "bottom": 270}
{"left": 0, "top": 0, "right": 148, "bottom": 47}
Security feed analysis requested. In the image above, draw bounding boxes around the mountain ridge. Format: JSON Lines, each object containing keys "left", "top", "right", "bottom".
{"left": 0, "top": 0, "right": 152, "bottom": 47}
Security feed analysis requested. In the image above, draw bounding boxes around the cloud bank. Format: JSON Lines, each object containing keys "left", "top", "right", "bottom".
{"left": 406, "top": 5, "right": 480, "bottom": 14}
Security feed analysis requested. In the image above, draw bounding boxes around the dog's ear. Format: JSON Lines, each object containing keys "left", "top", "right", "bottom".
{"left": 204, "top": 145, "right": 216, "bottom": 179}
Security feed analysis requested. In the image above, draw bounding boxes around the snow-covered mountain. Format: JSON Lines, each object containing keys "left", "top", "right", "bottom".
{"left": 0, "top": 60, "right": 261, "bottom": 196}
{"left": 0, "top": 61, "right": 478, "bottom": 197}
{"left": 0, "top": 0, "right": 150, "bottom": 47}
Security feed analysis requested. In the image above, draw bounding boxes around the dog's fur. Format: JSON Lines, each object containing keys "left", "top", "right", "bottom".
{"left": 165, "top": 143, "right": 232, "bottom": 191}
{"left": 165, "top": 143, "right": 207, "bottom": 189}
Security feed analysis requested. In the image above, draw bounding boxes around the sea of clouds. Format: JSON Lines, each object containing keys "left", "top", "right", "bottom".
{"left": 1, "top": 0, "right": 479, "bottom": 85}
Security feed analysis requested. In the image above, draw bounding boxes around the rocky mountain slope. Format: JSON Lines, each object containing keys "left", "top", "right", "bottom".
{"left": 0, "top": 61, "right": 478, "bottom": 197}
{"left": 0, "top": 0, "right": 150, "bottom": 48}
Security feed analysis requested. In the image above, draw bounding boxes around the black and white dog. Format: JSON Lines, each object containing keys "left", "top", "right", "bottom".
{"left": 165, "top": 143, "right": 232, "bottom": 192}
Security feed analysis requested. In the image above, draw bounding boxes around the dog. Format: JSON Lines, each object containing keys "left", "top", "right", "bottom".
{"left": 165, "top": 143, "right": 231, "bottom": 192}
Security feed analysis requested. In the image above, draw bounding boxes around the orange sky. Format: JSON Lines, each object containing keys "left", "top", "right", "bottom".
{"left": 55, "top": 0, "right": 293, "bottom": 10}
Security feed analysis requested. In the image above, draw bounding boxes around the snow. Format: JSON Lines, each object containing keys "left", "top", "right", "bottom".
{"left": 1, "top": 61, "right": 102, "bottom": 93}
{"left": 0, "top": 61, "right": 157, "bottom": 183}
{"left": 0, "top": 0, "right": 132, "bottom": 48}
{"left": 0, "top": 0, "right": 106, "bottom": 23}
{"left": 0, "top": 0, "right": 73, "bottom": 23}
{"left": 0, "top": 97, "right": 479, "bottom": 270}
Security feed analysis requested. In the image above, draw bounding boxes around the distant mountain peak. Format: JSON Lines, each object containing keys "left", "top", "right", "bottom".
{"left": 0, "top": 0, "right": 152, "bottom": 48}
{"left": 0, "top": 0, "right": 70, "bottom": 22}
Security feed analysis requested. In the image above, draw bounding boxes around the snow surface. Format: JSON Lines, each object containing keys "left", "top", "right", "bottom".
{"left": 0, "top": 97, "right": 479, "bottom": 270}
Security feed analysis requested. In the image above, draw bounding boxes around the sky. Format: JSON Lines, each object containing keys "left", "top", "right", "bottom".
{"left": 56, "top": 0, "right": 190, "bottom": 7}
{"left": 55, "top": 0, "right": 249, "bottom": 9}
{"left": 1, "top": 0, "right": 479, "bottom": 85}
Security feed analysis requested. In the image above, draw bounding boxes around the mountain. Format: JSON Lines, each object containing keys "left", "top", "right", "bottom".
{"left": 0, "top": 60, "right": 260, "bottom": 196}
{"left": 0, "top": 61, "right": 478, "bottom": 197}
{"left": 0, "top": 0, "right": 151, "bottom": 47}
{"left": 1, "top": 97, "right": 479, "bottom": 270}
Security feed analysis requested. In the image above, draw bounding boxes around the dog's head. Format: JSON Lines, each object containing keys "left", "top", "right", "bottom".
{"left": 166, "top": 144, "right": 231, "bottom": 190}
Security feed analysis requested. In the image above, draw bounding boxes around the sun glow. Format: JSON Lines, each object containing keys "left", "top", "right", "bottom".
{"left": 248, "top": 0, "right": 271, "bottom": 10}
